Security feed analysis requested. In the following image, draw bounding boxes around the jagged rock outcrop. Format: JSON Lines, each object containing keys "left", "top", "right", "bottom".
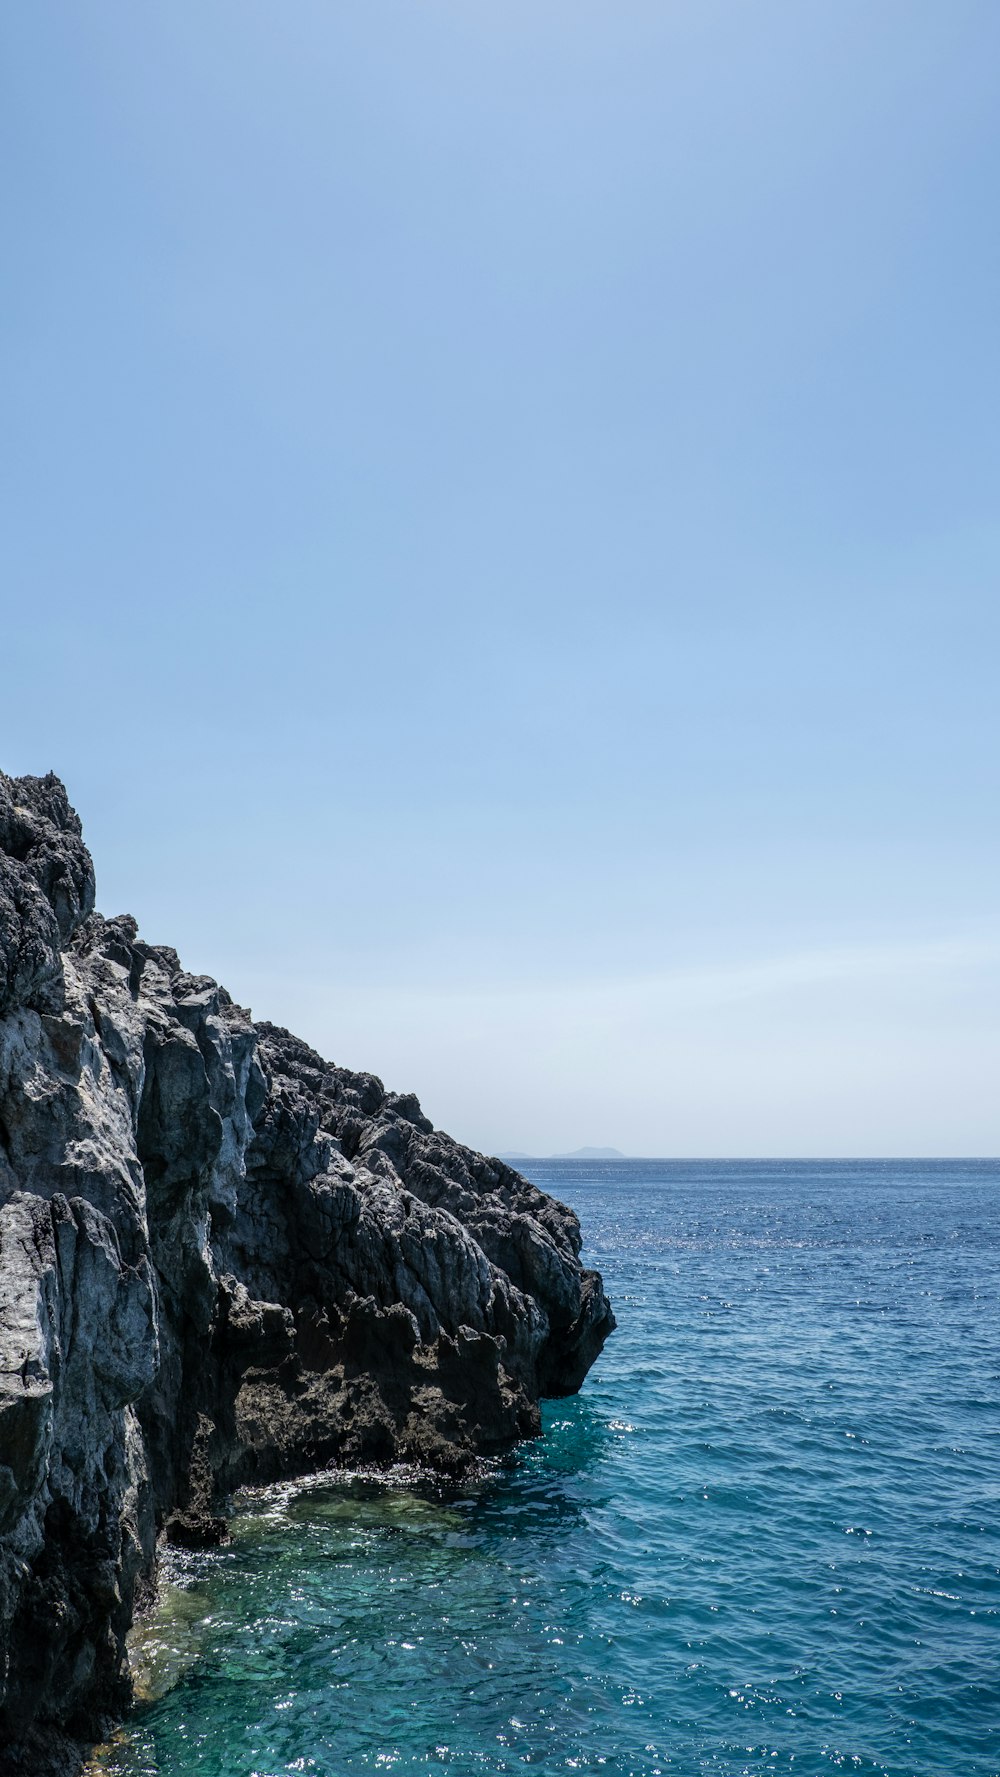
{"left": 0, "top": 771, "right": 613, "bottom": 1771}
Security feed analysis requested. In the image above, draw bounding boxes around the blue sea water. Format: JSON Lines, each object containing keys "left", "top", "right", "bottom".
{"left": 95, "top": 1160, "right": 1000, "bottom": 1777}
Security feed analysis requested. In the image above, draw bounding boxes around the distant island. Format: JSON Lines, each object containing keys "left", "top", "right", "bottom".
{"left": 499, "top": 1147, "right": 628, "bottom": 1161}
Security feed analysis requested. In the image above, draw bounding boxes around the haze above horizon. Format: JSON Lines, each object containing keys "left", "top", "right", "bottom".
{"left": 3, "top": 2, "right": 998, "bottom": 1156}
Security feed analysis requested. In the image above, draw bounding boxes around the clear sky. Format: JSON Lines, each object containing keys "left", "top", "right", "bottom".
{"left": 3, "top": 2, "right": 999, "bottom": 1156}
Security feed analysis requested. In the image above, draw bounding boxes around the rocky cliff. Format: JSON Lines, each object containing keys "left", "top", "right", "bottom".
{"left": 0, "top": 771, "right": 613, "bottom": 1772}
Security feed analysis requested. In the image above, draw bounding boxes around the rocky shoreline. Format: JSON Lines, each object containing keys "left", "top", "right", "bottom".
{"left": 0, "top": 771, "right": 613, "bottom": 1772}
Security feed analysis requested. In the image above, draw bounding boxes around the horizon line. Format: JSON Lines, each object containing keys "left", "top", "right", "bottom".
{"left": 496, "top": 1153, "right": 1000, "bottom": 1162}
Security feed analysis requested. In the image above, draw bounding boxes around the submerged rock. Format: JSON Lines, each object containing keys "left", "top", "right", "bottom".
{"left": 0, "top": 770, "right": 613, "bottom": 1770}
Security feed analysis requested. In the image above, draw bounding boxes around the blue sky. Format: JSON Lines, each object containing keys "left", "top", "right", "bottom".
{"left": 3, "top": 2, "right": 999, "bottom": 1154}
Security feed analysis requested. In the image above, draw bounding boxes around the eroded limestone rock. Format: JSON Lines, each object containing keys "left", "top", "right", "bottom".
{"left": 0, "top": 770, "right": 613, "bottom": 1771}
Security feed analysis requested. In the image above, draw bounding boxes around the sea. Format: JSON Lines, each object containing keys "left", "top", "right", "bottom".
{"left": 93, "top": 1159, "right": 1000, "bottom": 1777}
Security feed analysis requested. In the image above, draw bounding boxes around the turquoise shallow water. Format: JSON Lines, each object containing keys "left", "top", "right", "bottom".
{"left": 98, "top": 1160, "right": 1000, "bottom": 1777}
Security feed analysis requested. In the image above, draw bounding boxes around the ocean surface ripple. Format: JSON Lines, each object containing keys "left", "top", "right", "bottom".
{"left": 96, "top": 1159, "right": 1000, "bottom": 1777}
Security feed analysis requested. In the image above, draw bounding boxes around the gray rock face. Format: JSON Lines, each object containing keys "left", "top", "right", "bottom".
{"left": 0, "top": 771, "right": 614, "bottom": 1770}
